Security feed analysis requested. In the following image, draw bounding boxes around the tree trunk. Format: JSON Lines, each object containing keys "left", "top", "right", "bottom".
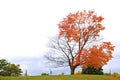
{"left": 70, "top": 66, "right": 76, "bottom": 75}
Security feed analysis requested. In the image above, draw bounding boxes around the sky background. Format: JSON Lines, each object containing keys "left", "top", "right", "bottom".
{"left": 0, "top": 0, "right": 120, "bottom": 75}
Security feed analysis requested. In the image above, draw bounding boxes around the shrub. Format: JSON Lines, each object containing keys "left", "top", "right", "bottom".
{"left": 112, "top": 72, "right": 119, "bottom": 77}
{"left": 75, "top": 70, "right": 82, "bottom": 75}
{"left": 82, "top": 66, "right": 103, "bottom": 75}
{"left": 41, "top": 72, "right": 49, "bottom": 76}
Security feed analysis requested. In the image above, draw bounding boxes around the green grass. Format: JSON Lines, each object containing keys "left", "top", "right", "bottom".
{"left": 0, "top": 75, "right": 120, "bottom": 80}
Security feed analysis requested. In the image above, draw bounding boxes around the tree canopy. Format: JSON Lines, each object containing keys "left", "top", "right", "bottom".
{"left": 0, "top": 59, "right": 22, "bottom": 76}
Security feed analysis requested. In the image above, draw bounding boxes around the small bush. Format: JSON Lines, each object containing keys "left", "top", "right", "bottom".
{"left": 112, "top": 72, "right": 119, "bottom": 77}
{"left": 75, "top": 70, "right": 82, "bottom": 75}
{"left": 82, "top": 67, "right": 103, "bottom": 75}
{"left": 41, "top": 72, "right": 49, "bottom": 76}
{"left": 75, "top": 71, "right": 81, "bottom": 75}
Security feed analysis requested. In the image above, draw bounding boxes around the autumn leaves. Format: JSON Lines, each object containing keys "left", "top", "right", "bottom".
{"left": 58, "top": 10, "right": 114, "bottom": 70}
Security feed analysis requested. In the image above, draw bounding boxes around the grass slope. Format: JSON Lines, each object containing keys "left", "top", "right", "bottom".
{"left": 0, "top": 75, "right": 120, "bottom": 80}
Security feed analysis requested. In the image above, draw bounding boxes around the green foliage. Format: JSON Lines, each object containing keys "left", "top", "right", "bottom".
{"left": 41, "top": 72, "right": 49, "bottom": 76}
{"left": 82, "top": 66, "right": 103, "bottom": 75}
{"left": 0, "top": 59, "right": 9, "bottom": 69}
{"left": 112, "top": 72, "right": 120, "bottom": 77}
{"left": 0, "top": 59, "right": 22, "bottom": 76}
{"left": 0, "top": 59, "right": 9, "bottom": 76}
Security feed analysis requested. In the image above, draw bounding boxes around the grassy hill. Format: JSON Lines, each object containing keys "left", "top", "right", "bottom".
{"left": 0, "top": 75, "right": 120, "bottom": 80}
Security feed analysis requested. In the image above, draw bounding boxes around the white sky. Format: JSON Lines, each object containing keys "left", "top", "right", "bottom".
{"left": 0, "top": 0, "right": 120, "bottom": 75}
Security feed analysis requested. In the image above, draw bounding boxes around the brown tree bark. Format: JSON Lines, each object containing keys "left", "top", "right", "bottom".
{"left": 70, "top": 66, "right": 76, "bottom": 75}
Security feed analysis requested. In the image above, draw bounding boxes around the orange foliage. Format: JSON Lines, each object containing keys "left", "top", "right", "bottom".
{"left": 58, "top": 10, "right": 114, "bottom": 69}
{"left": 73, "top": 42, "right": 114, "bottom": 69}
{"left": 75, "top": 70, "right": 82, "bottom": 75}
{"left": 58, "top": 10, "right": 105, "bottom": 42}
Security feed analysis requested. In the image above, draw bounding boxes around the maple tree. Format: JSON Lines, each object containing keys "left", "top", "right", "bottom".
{"left": 45, "top": 10, "right": 114, "bottom": 75}
{"left": 58, "top": 10, "right": 114, "bottom": 74}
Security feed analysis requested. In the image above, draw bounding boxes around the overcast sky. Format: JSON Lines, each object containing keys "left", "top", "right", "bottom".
{"left": 0, "top": 0, "right": 120, "bottom": 75}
